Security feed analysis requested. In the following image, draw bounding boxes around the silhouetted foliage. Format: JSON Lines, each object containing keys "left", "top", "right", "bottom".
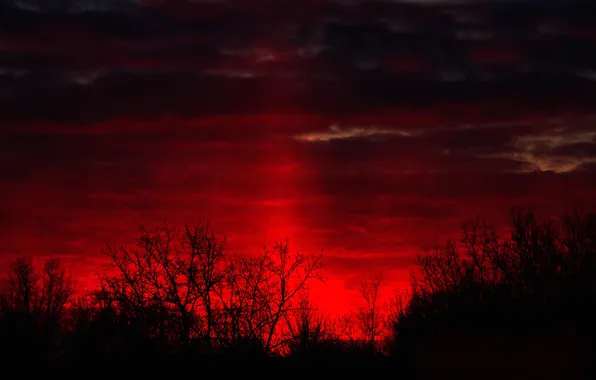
{"left": 392, "top": 208, "right": 595, "bottom": 379}
{"left": 357, "top": 273, "right": 384, "bottom": 347}
{"left": 283, "top": 295, "right": 340, "bottom": 357}
{"left": 2, "top": 211, "right": 595, "bottom": 378}
{"left": 0, "top": 256, "right": 74, "bottom": 363}
{"left": 91, "top": 223, "right": 324, "bottom": 356}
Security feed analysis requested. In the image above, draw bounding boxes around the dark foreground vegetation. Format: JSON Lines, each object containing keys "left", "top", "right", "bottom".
{"left": 0, "top": 208, "right": 594, "bottom": 379}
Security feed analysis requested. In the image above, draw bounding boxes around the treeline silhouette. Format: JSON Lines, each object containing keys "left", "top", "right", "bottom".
{"left": 0, "top": 209, "right": 593, "bottom": 378}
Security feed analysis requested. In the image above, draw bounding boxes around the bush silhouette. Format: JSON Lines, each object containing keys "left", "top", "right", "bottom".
{"left": 391, "top": 209, "right": 595, "bottom": 379}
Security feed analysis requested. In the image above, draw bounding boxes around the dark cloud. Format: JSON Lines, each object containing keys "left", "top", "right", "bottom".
{"left": 548, "top": 142, "right": 596, "bottom": 158}
{"left": 0, "top": 0, "right": 595, "bottom": 123}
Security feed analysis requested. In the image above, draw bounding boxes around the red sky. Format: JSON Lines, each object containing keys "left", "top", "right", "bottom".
{"left": 2, "top": 0, "right": 596, "bottom": 315}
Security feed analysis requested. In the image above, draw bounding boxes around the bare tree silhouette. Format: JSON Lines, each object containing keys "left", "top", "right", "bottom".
{"left": 0, "top": 256, "right": 74, "bottom": 321}
{"left": 184, "top": 224, "right": 226, "bottom": 350}
{"left": 41, "top": 259, "right": 75, "bottom": 323}
{"left": 96, "top": 224, "right": 324, "bottom": 355}
{"left": 0, "top": 256, "right": 74, "bottom": 363}
{"left": 213, "top": 239, "right": 324, "bottom": 353}
{"left": 99, "top": 224, "right": 199, "bottom": 347}
{"left": 1, "top": 256, "right": 39, "bottom": 316}
{"left": 357, "top": 273, "right": 384, "bottom": 347}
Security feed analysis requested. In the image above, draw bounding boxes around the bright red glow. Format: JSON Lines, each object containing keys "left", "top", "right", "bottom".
{"left": 3, "top": 107, "right": 596, "bottom": 316}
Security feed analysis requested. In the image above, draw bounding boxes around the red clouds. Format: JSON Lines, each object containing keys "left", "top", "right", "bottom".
{"left": 3, "top": 108, "right": 596, "bottom": 314}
